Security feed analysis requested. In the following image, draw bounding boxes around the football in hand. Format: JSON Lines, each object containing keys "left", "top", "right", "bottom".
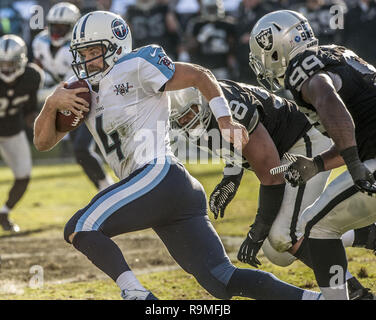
{"left": 55, "top": 80, "right": 91, "bottom": 132}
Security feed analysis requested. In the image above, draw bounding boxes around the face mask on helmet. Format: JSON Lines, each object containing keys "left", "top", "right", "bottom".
{"left": 169, "top": 89, "right": 211, "bottom": 141}
{"left": 49, "top": 23, "right": 72, "bottom": 45}
{"left": 71, "top": 41, "right": 119, "bottom": 83}
{"left": 249, "top": 51, "right": 285, "bottom": 92}
{"left": 0, "top": 36, "right": 28, "bottom": 83}
{"left": 70, "top": 12, "right": 132, "bottom": 85}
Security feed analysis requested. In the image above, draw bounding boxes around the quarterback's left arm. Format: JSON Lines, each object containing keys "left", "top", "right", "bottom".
{"left": 164, "top": 62, "right": 249, "bottom": 149}
{"left": 237, "top": 123, "right": 286, "bottom": 268}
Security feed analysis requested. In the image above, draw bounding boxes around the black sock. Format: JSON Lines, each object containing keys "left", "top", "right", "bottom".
{"left": 308, "top": 238, "right": 347, "bottom": 288}
{"left": 226, "top": 268, "right": 305, "bottom": 300}
{"left": 293, "top": 238, "right": 313, "bottom": 268}
{"left": 6, "top": 177, "right": 30, "bottom": 209}
{"left": 72, "top": 231, "right": 130, "bottom": 281}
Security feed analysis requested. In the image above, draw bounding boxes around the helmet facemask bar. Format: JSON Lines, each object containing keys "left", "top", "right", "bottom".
{"left": 49, "top": 23, "right": 72, "bottom": 46}
{"left": 249, "top": 52, "right": 283, "bottom": 92}
{"left": 0, "top": 52, "right": 27, "bottom": 83}
{"left": 70, "top": 40, "right": 118, "bottom": 81}
{"left": 170, "top": 103, "right": 211, "bottom": 141}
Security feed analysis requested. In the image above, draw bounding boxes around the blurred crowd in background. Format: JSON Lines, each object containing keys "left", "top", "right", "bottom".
{"left": 1, "top": 0, "right": 376, "bottom": 87}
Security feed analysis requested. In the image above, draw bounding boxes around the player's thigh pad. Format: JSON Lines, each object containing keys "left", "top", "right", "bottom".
{"left": 261, "top": 238, "right": 297, "bottom": 267}
{"left": 64, "top": 156, "right": 207, "bottom": 242}
{"left": 298, "top": 158, "right": 376, "bottom": 239}
{"left": 0, "top": 131, "right": 31, "bottom": 178}
{"left": 268, "top": 128, "right": 332, "bottom": 251}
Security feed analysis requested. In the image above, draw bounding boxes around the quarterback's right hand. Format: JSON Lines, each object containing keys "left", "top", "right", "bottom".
{"left": 209, "top": 169, "right": 244, "bottom": 219}
{"left": 46, "top": 82, "right": 90, "bottom": 118}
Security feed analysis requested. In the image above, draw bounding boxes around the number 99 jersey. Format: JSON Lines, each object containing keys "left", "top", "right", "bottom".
{"left": 285, "top": 45, "right": 376, "bottom": 161}
{"left": 199, "top": 80, "right": 312, "bottom": 169}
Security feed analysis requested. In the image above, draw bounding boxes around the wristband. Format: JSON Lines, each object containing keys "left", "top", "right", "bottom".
{"left": 209, "top": 96, "right": 232, "bottom": 120}
{"left": 313, "top": 155, "right": 325, "bottom": 172}
{"left": 340, "top": 146, "right": 361, "bottom": 168}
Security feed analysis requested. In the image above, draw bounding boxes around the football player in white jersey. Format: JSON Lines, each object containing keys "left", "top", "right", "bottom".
{"left": 32, "top": 2, "right": 114, "bottom": 192}
{"left": 34, "top": 11, "right": 324, "bottom": 300}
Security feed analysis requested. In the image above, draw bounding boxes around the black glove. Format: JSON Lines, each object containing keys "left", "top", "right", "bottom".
{"left": 209, "top": 167, "right": 244, "bottom": 219}
{"left": 341, "top": 146, "right": 376, "bottom": 197}
{"left": 237, "top": 219, "right": 270, "bottom": 268}
{"left": 283, "top": 153, "right": 325, "bottom": 187}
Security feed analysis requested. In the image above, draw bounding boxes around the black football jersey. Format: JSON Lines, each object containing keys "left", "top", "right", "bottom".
{"left": 125, "top": 4, "right": 180, "bottom": 59}
{"left": 0, "top": 63, "right": 42, "bottom": 136}
{"left": 187, "top": 16, "right": 236, "bottom": 70}
{"left": 197, "top": 80, "right": 312, "bottom": 169}
{"left": 285, "top": 45, "right": 376, "bottom": 161}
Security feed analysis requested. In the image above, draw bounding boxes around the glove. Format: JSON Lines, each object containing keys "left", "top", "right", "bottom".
{"left": 209, "top": 167, "right": 244, "bottom": 219}
{"left": 237, "top": 219, "right": 270, "bottom": 268}
{"left": 283, "top": 153, "right": 325, "bottom": 187}
{"left": 350, "top": 164, "right": 376, "bottom": 197}
{"left": 341, "top": 146, "right": 376, "bottom": 197}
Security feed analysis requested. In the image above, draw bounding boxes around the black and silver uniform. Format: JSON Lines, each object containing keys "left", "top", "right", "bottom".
{"left": 0, "top": 63, "right": 42, "bottom": 137}
{"left": 285, "top": 45, "right": 376, "bottom": 161}
{"left": 197, "top": 80, "right": 312, "bottom": 169}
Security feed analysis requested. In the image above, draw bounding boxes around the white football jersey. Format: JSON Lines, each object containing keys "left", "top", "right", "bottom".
{"left": 73, "top": 45, "right": 176, "bottom": 180}
{"left": 32, "top": 30, "right": 73, "bottom": 85}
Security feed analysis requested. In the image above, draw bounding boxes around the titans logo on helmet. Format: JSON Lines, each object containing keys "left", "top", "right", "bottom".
{"left": 111, "top": 19, "right": 128, "bottom": 40}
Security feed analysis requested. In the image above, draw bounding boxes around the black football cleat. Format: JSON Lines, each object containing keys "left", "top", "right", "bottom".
{"left": 348, "top": 277, "right": 375, "bottom": 300}
{"left": 0, "top": 214, "right": 20, "bottom": 233}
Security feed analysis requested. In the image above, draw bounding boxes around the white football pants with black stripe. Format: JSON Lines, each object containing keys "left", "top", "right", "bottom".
{"left": 297, "top": 157, "right": 376, "bottom": 240}
{"left": 261, "top": 127, "right": 333, "bottom": 266}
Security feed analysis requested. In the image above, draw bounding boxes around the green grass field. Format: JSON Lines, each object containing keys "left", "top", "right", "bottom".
{"left": 0, "top": 161, "right": 375, "bottom": 300}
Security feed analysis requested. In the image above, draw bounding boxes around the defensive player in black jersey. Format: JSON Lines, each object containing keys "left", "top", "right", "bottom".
{"left": 249, "top": 10, "right": 376, "bottom": 299}
{"left": 0, "top": 35, "right": 43, "bottom": 232}
{"left": 168, "top": 80, "right": 376, "bottom": 299}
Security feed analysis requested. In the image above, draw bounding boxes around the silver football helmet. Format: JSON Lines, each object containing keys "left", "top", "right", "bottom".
{"left": 47, "top": 2, "right": 81, "bottom": 47}
{"left": 249, "top": 10, "right": 318, "bottom": 92}
{"left": 169, "top": 87, "right": 211, "bottom": 141}
{"left": 0, "top": 34, "right": 28, "bottom": 83}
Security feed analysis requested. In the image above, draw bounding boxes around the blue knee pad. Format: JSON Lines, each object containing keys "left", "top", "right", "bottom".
{"left": 194, "top": 260, "right": 236, "bottom": 300}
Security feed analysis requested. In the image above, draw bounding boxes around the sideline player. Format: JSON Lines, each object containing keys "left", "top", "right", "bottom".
{"left": 0, "top": 35, "right": 43, "bottom": 232}
{"left": 168, "top": 81, "right": 375, "bottom": 299}
{"left": 34, "top": 11, "right": 324, "bottom": 300}
{"left": 249, "top": 10, "right": 376, "bottom": 299}
{"left": 32, "top": 2, "right": 113, "bottom": 191}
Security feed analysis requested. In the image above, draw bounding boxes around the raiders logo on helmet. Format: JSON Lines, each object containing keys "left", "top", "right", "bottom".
{"left": 255, "top": 27, "right": 273, "bottom": 51}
